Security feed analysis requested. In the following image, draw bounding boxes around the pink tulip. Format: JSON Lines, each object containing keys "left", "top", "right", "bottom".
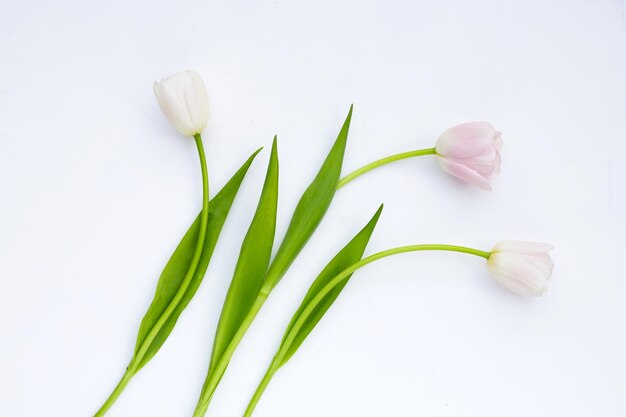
{"left": 435, "top": 122, "right": 502, "bottom": 190}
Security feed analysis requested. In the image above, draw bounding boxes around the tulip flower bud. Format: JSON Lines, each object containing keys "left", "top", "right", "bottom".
{"left": 153, "top": 70, "right": 209, "bottom": 137}
{"left": 435, "top": 122, "right": 502, "bottom": 190}
{"left": 487, "top": 241, "right": 554, "bottom": 297}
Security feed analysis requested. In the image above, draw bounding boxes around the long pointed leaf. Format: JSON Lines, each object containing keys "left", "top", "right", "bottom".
{"left": 210, "top": 138, "right": 279, "bottom": 367}
{"left": 132, "top": 148, "right": 261, "bottom": 370}
{"left": 242, "top": 207, "right": 384, "bottom": 417}
{"left": 195, "top": 109, "right": 355, "bottom": 416}
{"left": 263, "top": 106, "right": 353, "bottom": 291}
{"left": 278, "top": 204, "right": 383, "bottom": 366}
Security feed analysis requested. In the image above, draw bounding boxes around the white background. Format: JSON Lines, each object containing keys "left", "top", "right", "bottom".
{"left": 1, "top": 0, "right": 625, "bottom": 416}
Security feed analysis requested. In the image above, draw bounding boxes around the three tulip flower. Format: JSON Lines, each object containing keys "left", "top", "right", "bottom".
{"left": 96, "top": 69, "right": 555, "bottom": 417}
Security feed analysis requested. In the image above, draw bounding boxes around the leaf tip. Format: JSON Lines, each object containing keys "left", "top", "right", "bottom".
{"left": 270, "top": 136, "right": 279, "bottom": 157}
{"left": 371, "top": 203, "right": 384, "bottom": 224}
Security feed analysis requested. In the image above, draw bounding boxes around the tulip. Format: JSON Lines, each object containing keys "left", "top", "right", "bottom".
{"left": 434, "top": 122, "right": 502, "bottom": 190}
{"left": 153, "top": 70, "right": 209, "bottom": 137}
{"left": 243, "top": 236, "right": 555, "bottom": 416}
{"left": 336, "top": 120, "right": 501, "bottom": 191}
{"left": 96, "top": 70, "right": 213, "bottom": 417}
{"left": 487, "top": 241, "right": 554, "bottom": 297}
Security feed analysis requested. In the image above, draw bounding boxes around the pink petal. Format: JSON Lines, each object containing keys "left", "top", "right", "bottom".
{"left": 437, "top": 156, "right": 492, "bottom": 190}
{"left": 436, "top": 122, "right": 496, "bottom": 158}
{"left": 492, "top": 151, "right": 501, "bottom": 176}
{"left": 493, "top": 131, "right": 503, "bottom": 151}
{"left": 459, "top": 147, "right": 498, "bottom": 178}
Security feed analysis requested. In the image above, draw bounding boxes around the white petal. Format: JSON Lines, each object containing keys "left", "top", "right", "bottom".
{"left": 487, "top": 252, "right": 548, "bottom": 297}
{"left": 494, "top": 272, "right": 547, "bottom": 297}
{"left": 153, "top": 80, "right": 194, "bottom": 136}
{"left": 522, "top": 253, "right": 554, "bottom": 279}
{"left": 153, "top": 70, "right": 209, "bottom": 137}
{"left": 492, "top": 240, "right": 554, "bottom": 254}
{"left": 183, "top": 70, "right": 209, "bottom": 134}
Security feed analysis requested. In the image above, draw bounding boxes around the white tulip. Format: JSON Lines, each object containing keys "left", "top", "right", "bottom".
{"left": 153, "top": 70, "right": 209, "bottom": 137}
{"left": 487, "top": 241, "right": 554, "bottom": 297}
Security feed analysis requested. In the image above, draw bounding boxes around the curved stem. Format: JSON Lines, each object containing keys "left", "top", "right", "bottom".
{"left": 244, "top": 244, "right": 490, "bottom": 416}
{"left": 337, "top": 148, "right": 436, "bottom": 189}
{"left": 196, "top": 148, "right": 454, "bottom": 416}
{"left": 94, "top": 134, "right": 209, "bottom": 417}
{"left": 280, "top": 245, "right": 489, "bottom": 359}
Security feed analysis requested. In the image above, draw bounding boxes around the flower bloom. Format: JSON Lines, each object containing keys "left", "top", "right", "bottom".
{"left": 435, "top": 122, "right": 502, "bottom": 190}
{"left": 153, "top": 70, "right": 209, "bottom": 137}
{"left": 487, "top": 241, "right": 554, "bottom": 297}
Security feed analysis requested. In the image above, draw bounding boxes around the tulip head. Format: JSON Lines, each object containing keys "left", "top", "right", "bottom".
{"left": 153, "top": 70, "right": 209, "bottom": 137}
{"left": 487, "top": 241, "right": 554, "bottom": 297}
{"left": 435, "top": 122, "right": 502, "bottom": 190}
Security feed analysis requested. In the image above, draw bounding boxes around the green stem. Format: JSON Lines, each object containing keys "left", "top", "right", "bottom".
{"left": 196, "top": 147, "right": 440, "bottom": 416}
{"left": 244, "top": 244, "right": 490, "bottom": 417}
{"left": 337, "top": 148, "right": 436, "bottom": 189}
{"left": 243, "top": 362, "right": 279, "bottom": 417}
{"left": 93, "top": 368, "right": 133, "bottom": 417}
{"left": 193, "top": 294, "right": 269, "bottom": 417}
{"left": 94, "top": 134, "right": 209, "bottom": 417}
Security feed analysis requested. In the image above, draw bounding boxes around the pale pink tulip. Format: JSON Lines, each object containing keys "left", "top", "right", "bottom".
{"left": 435, "top": 122, "right": 502, "bottom": 190}
{"left": 487, "top": 241, "right": 554, "bottom": 297}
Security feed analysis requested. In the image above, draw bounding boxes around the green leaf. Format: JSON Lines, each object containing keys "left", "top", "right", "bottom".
{"left": 263, "top": 105, "right": 353, "bottom": 291}
{"left": 277, "top": 204, "right": 383, "bottom": 366}
{"left": 194, "top": 111, "right": 356, "bottom": 416}
{"left": 132, "top": 148, "right": 261, "bottom": 370}
{"left": 241, "top": 207, "right": 383, "bottom": 417}
{"left": 209, "top": 138, "right": 279, "bottom": 367}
